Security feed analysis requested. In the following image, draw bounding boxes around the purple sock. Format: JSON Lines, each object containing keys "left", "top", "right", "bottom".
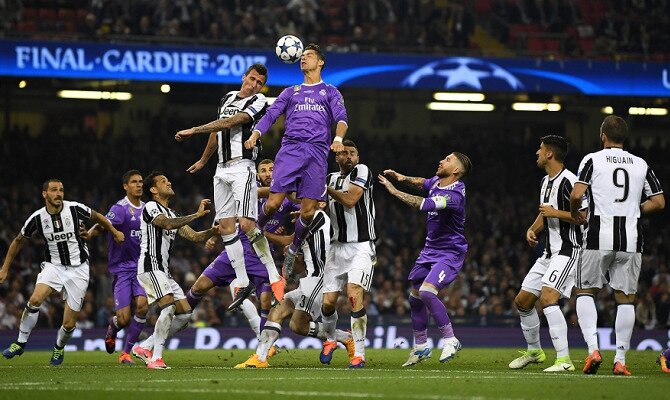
{"left": 664, "top": 347, "right": 670, "bottom": 359}
{"left": 108, "top": 316, "right": 121, "bottom": 335}
{"left": 260, "top": 309, "right": 269, "bottom": 331}
{"left": 257, "top": 203, "right": 271, "bottom": 228}
{"left": 290, "top": 217, "right": 310, "bottom": 252}
{"left": 186, "top": 289, "right": 202, "bottom": 310}
{"left": 409, "top": 294, "right": 429, "bottom": 345}
{"left": 420, "top": 290, "right": 452, "bottom": 331}
{"left": 123, "top": 315, "right": 146, "bottom": 354}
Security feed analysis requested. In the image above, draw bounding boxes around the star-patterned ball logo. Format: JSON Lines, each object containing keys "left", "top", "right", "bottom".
{"left": 403, "top": 57, "right": 524, "bottom": 91}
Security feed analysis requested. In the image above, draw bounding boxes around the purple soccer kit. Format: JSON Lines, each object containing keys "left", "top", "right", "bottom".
{"left": 407, "top": 177, "right": 468, "bottom": 347}
{"left": 106, "top": 197, "right": 147, "bottom": 310}
{"left": 105, "top": 197, "right": 147, "bottom": 354}
{"left": 254, "top": 81, "right": 347, "bottom": 200}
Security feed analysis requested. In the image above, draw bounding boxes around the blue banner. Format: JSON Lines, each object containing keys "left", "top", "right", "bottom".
{"left": 1, "top": 39, "right": 669, "bottom": 96}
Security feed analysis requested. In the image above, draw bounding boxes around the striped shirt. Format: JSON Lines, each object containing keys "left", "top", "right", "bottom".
{"left": 539, "top": 169, "right": 584, "bottom": 257}
{"left": 327, "top": 163, "right": 376, "bottom": 243}
{"left": 21, "top": 200, "right": 92, "bottom": 266}
{"left": 138, "top": 200, "right": 178, "bottom": 275}
{"left": 302, "top": 210, "right": 330, "bottom": 278}
{"left": 216, "top": 91, "right": 267, "bottom": 163}
{"left": 577, "top": 147, "right": 663, "bottom": 252}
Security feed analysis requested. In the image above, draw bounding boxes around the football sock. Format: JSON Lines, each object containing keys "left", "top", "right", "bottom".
{"left": 221, "top": 233, "right": 249, "bottom": 287}
{"left": 576, "top": 294, "right": 599, "bottom": 353}
{"left": 544, "top": 305, "right": 569, "bottom": 358}
{"left": 351, "top": 308, "right": 367, "bottom": 357}
{"left": 518, "top": 307, "right": 541, "bottom": 351}
{"left": 18, "top": 303, "right": 40, "bottom": 343}
{"left": 614, "top": 304, "right": 634, "bottom": 365}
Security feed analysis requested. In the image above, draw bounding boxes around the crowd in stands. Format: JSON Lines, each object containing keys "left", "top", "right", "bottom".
{"left": 0, "top": 109, "right": 668, "bottom": 332}
{"left": 2, "top": 0, "right": 668, "bottom": 59}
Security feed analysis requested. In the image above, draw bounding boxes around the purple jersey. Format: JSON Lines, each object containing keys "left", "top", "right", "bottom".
{"left": 260, "top": 197, "right": 300, "bottom": 234}
{"left": 106, "top": 197, "right": 144, "bottom": 273}
{"left": 254, "top": 82, "right": 347, "bottom": 152}
{"left": 415, "top": 177, "right": 468, "bottom": 264}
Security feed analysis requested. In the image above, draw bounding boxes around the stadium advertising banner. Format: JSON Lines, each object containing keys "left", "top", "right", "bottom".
{"left": 1, "top": 39, "right": 670, "bottom": 96}
{"left": 2, "top": 326, "right": 668, "bottom": 352}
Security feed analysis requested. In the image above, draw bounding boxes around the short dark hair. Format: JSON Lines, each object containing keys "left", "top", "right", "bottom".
{"left": 143, "top": 171, "right": 163, "bottom": 201}
{"left": 601, "top": 115, "right": 628, "bottom": 144}
{"left": 42, "top": 178, "right": 62, "bottom": 191}
{"left": 122, "top": 169, "right": 142, "bottom": 184}
{"left": 258, "top": 158, "right": 274, "bottom": 167}
{"left": 245, "top": 63, "right": 268, "bottom": 83}
{"left": 342, "top": 139, "right": 357, "bottom": 149}
{"left": 540, "top": 135, "right": 569, "bottom": 162}
{"left": 305, "top": 43, "right": 325, "bottom": 70}
{"left": 453, "top": 152, "right": 472, "bottom": 178}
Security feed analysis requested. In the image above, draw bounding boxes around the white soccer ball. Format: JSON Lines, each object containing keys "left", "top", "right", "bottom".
{"left": 275, "top": 35, "right": 304, "bottom": 64}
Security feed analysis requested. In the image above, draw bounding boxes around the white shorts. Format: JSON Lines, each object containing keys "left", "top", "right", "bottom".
{"left": 137, "top": 270, "right": 186, "bottom": 304}
{"left": 521, "top": 250, "right": 579, "bottom": 298}
{"left": 36, "top": 261, "right": 89, "bottom": 312}
{"left": 323, "top": 241, "right": 376, "bottom": 293}
{"left": 284, "top": 276, "right": 324, "bottom": 319}
{"left": 213, "top": 159, "right": 258, "bottom": 220}
{"left": 576, "top": 249, "right": 641, "bottom": 295}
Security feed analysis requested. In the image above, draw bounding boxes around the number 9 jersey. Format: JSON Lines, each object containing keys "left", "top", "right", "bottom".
{"left": 577, "top": 147, "right": 663, "bottom": 252}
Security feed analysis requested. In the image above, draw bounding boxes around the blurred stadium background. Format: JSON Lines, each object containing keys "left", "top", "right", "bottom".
{"left": 0, "top": 0, "right": 668, "bottom": 352}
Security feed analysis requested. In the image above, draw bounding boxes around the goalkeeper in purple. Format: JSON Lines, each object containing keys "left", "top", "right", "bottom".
{"left": 244, "top": 43, "right": 348, "bottom": 276}
{"left": 379, "top": 152, "right": 472, "bottom": 367}
{"left": 86, "top": 170, "right": 147, "bottom": 365}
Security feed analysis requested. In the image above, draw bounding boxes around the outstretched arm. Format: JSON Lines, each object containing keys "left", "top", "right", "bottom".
{"left": 175, "top": 112, "right": 253, "bottom": 141}
{"left": 186, "top": 132, "right": 218, "bottom": 174}
{"left": 378, "top": 174, "right": 424, "bottom": 209}
{"left": 153, "top": 199, "right": 211, "bottom": 230}
{"left": 0, "top": 234, "right": 28, "bottom": 284}
{"left": 91, "top": 210, "right": 125, "bottom": 243}
{"left": 178, "top": 225, "right": 218, "bottom": 243}
{"left": 382, "top": 169, "right": 426, "bottom": 191}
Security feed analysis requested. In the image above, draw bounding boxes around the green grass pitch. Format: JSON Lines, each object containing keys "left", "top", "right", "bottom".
{"left": 1, "top": 348, "right": 667, "bottom": 400}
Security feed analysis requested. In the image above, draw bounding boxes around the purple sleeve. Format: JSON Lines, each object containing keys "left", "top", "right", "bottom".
{"left": 422, "top": 176, "right": 439, "bottom": 191}
{"left": 106, "top": 204, "right": 125, "bottom": 227}
{"left": 255, "top": 88, "right": 291, "bottom": 135}
{"left": 329, "top": 86, "right": 347, "bottom": 125}
{"left": 419, "top": 189, "right": 464, "bottom": 212}
{"left": 444, "top": 190, "right": 465, "bottom": 210}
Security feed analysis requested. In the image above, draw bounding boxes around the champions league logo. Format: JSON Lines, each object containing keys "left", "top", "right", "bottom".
{"left": 403, "top": 57, "right": 524, "bottom": 91}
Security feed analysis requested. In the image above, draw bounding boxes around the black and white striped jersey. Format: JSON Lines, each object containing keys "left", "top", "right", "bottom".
{"left": 138, "top": 200, "right": 178, "bottom": 275}
{"left": 577, "top": 147, "right": 663, "bottom": 252}
{"left": 327, "top": 163, "right": 376, "bottom": 243}
{"left": 21, "top": 200, "right": 92, "bottom": 266}
{"left": 216, "top": 91, "right": 267, "bottom": 163}
{"left": 539, "top": 168, "right": 584, "bottom": 257}
{"left": 302, "top": 210, "right": 330, "bottom": 278}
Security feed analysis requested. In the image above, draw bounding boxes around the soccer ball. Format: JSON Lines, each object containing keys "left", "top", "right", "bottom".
{"left": 275, "top": 35, "right": 304, "bottom": 64}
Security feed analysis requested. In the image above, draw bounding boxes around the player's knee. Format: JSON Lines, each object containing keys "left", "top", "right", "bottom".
{"left": 135, "top": 301, "right": 149, "bottom": 318}
{"left": 238, "top": 218, "right": 255, "bottom": 233}
{"left": 116, "top": 313, "right": 131, "bottom": 328}
{"left": 538, "top": 296, "right": 558, "bottom": 308}
{"left": 62, "top": 320, "right": 76, "bottom": 330}
{"left": 514, "top": 293, "right": 534, "bottom": 312}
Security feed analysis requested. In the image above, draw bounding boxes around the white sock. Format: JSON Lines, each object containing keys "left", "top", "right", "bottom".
{"left": 56, "top": 326, "right": 74, "bottom": 348}
{"left": 576, "top": 295, "right": 599, "bottom": 353}
{"left": 257, "top": 322, "right": 281, "bottom": 362}
{"left": 519, "top": 307, "right": 541, "bottom": 350}
{"left": 168, "top": 312, "right": 191, "bottom": 337}
{"left": 240, "top": 299, "right": 261, "bottom": 339}
{"left": 544, "top": 305, "right": 569, "bottom": 358}
{"left": 222, "top": 233, "right": 249, "bottom": 287}
{"left": 614, "top": 304, "right": 635, "bottom": 365}
{"left": 247, "top": 227, "right": 281, "bottom": 283}
{"left": 321, "top": 310, "right": 338, "bottom": 342}
{"left": 17, "top": 304, "right": 40, "bottom": 343}
{"left": 151, "top": 305, "right": 175, "bottom": 361}
{"left": 351, "top": 311, "right": 368, "bottom": 358}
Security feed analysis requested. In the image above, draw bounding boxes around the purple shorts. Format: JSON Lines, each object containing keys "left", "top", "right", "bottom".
{"left": 271, "top": 141, "right": 328, "bottom": 200}
{"left": 408, "top": 252, "right": 465, "bottom": 291}
{"left": 202, "top": 251, "right": 271, "bottom": 294}
{"left": 112, "top": 266, "right": 147, "bottom": 311}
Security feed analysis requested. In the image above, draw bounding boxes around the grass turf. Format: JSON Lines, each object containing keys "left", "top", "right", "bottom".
{"left": 0, "top": 348, "right": 667, "bottom": 400}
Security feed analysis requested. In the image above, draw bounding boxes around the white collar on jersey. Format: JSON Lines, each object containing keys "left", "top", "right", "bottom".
{"left": 124, "top": 196, "right": 143, "bottom": 209}
{"left": 437, "top": 180, "right": 461, "bottom": 190}
{"left": 301, "top": 81, "right": 324, "bottom": 86}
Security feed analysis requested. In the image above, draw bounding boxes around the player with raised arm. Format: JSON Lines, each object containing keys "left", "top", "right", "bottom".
{"left": 85, "top": 170, "right": 148, "bottom": 364}
{"left": 318, "top": 140, "right": 376, "bottom": 368}
{"left": 235, "top": 208, "right": 355, "bottom": 368}
{"left": 508, "top": 136, "right": 585, "bottom": 372}
{"left": 570, "top": 116, "right": 664, "bottom": 376}
{"left": 244, "top": 44, "right": 348, "bottom": 277}
{"left": 133, "top": 172, "right": 217, "bottom": 369}
{"left": 174, "top": 63, "right": 286, "bottom": 310}
{"left": 1, "top": 179, "right": 124, "bottom": 366}
{"left": 378, "top": 152, "right": 471, "bottom": 367}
